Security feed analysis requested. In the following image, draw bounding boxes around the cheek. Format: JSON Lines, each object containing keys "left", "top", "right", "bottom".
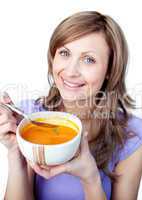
{"left": 52, "top": 54, "right": 68, "bottom": 76}
{"left": 52, "top": 58, "right": 61, "bottom": 74}
{"left": 52, "top": 59, "right": 66, "bottom": 89}
{"left": 52, "top": 58, "right": 63, "bottom": 80}
{"left": 86, "top": 68, "right": 107, "bottom": 91}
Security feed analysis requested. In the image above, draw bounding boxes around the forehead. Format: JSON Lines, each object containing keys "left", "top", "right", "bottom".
{"left": 62, "top": 32, "right": 110, "bottom": 56}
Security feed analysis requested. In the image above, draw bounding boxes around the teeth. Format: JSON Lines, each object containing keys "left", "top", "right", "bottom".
{"left": 63, "top": 80, "right": 83, "bottom": 88}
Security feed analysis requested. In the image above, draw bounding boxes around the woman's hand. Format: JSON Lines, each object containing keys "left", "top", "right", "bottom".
{"left": 0, "top": 92, "right": 18, "bottom": 150}
{"left": 29, "top": 131, "right": 100, "bottom": 184}
{"left": 0, "top": 92, "right": 25, "bottom": 166}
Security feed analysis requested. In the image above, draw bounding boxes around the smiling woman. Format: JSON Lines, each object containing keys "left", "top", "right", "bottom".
{"left": 1, "top": 11, "right": 142, "bottom": 200}
{"left": 52, "top": 32, "right": 109, "bottom": 101}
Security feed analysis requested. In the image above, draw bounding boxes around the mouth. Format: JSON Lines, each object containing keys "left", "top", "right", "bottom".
{"left": 61, "top": 77, "right": 85, "bottom": 89}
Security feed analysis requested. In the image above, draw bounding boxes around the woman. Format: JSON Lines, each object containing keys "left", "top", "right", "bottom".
{"left": 1, "top": 11, "right": 142, "bottom": 200}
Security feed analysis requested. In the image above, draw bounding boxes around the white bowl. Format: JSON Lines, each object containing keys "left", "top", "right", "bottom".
{"left": 16, "top": 111, "right": 82, "bottom": 165}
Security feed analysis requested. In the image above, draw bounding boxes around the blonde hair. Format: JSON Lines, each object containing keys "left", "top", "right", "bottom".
{"left": 36, "top": 11, "right": 134, "bottom": 179}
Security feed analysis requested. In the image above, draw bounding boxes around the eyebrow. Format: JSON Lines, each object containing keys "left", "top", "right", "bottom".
{"left": 61, "top": 45, "right": 96, "bottom": 56}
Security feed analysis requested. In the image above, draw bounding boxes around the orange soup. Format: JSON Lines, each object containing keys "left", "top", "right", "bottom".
{"left": 21, "top": 118, "right": 78, "bottom": 145}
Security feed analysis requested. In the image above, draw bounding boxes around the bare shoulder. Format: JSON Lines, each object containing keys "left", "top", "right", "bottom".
{"left": 111, "top": 138, "right": 142, "bottom": 200}
{"left": 115, "top": 144, "right": 142, "bottom": 173}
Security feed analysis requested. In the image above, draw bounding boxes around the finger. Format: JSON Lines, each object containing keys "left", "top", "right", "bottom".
{"left": 0, "top": 133, "right": 17, "bottom": 147}
{"left": 26, "top": 159, "right": 35, "bottom": 168}
{"left": 0, "top": 92, "right": 23, "bottom": 124}
{"left": 33, "top": 164, "right": 51, "bottom": 179}
{"left": 80, "top": 131, "right": 90, "bottom": 154}
{"left": 0, "top": 121, "right": 17, "bottom": 138}
{"left": 0, "top": 114, "right": 16, "bottom": 126}
{"left": 27, "top": 160, "right": 52, "bottom": 179}
{"left": 0, "top": 91, "right": 14, "bottom": 104}
{"left": 26, "top": 160, "right": 39, "bottom": 171}
{"left": 39, "top": 164, "right": 51, "bottom": 170}
{"left": 74, "top": 148, "right": 80, "bottom": 157}
{"left": 0, "top": 105, "right": 13, "bottom": 116}
{"left": 50, "top": 163, "right": 70, "bottom": 177}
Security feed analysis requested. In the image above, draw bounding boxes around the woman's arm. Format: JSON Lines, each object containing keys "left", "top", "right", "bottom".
{"left": 111, "top": 145, "right": 142, "bottom": 200}
{"left": 81, "top": 175, "right": 107, "bottom": 200}
{"left": 4, "top": 149, "right": 35, "bottom": 200}
{"left": 0, "top": 93, "right": 35, "bottom": 199}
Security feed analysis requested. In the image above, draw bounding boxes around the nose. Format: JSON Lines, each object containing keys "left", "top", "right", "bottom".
{"left": 64, "top": 58, "right": 80, "bottom": 77}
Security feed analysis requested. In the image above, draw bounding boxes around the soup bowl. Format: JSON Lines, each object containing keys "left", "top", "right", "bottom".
{"left": 16, "top": 111, "right": 82, "bottom": 165}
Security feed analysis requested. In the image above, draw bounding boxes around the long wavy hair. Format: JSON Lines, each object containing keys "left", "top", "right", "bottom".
{"left": 36, "top": 11, "right": 135, "bottom": 180}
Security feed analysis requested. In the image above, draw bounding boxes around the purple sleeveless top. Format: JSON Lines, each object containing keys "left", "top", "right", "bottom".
{"left": 17, "top": 99, "right": 142, "bottom": 200}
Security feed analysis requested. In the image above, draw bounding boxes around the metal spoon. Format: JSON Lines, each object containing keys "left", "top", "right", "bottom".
{"left": 0, "top": 103, "right": 58, "bottom": 128}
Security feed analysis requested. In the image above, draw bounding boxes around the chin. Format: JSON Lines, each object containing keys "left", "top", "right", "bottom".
{"left": 61, "top": 93, "right": 89, "bottom": 101}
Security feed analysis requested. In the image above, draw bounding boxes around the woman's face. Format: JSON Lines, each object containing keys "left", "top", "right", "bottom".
{"left": 52, "top": 32, "right": 110, "bottom": 101}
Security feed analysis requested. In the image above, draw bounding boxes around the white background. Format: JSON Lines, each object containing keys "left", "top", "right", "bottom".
{"left": 0, "top": 0, "right": 142, "bottom": 199}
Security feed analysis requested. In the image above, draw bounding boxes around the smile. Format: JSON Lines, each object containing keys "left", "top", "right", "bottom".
{"left": 61, "top": 78, "right": 85, "bottom": 89}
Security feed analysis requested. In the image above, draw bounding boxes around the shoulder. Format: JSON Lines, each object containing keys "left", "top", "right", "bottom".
{"left": 118, "top": 114, "right": 142, "bottom": 161}
{"left": 15, "top": 99, "right": 46, "bottom": 114}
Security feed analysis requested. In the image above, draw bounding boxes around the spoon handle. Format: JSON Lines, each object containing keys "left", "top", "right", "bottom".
{"left": 0, "top": 103, "right": 28, "bottom": 119}
{"left": 0, "top": 102, "right": 58, "bottom": 128}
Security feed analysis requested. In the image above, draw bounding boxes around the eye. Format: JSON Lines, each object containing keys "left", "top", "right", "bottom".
{"left": 83, "top": 56, "right": 95, "bottom": 64}
{"left": 58, "top": 49, "right": 70, "bottom": 57}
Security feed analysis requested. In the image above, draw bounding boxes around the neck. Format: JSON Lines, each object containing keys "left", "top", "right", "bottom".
{"left": 60, "top": 98, "right": 98, "bottom": 142}
{"left": 61, "top": 97, "right": 95, "bottom": 120}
